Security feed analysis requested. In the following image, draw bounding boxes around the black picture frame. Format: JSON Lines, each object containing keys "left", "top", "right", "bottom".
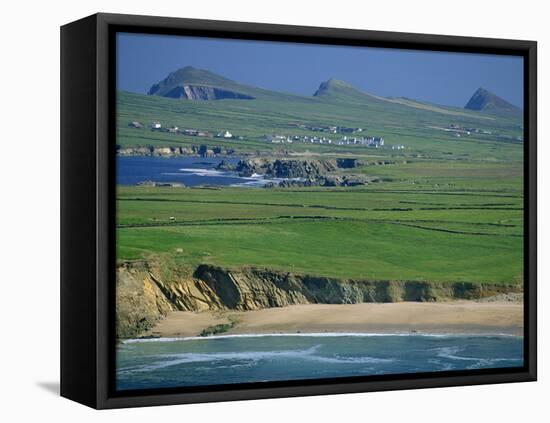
{"left": 61, "top": 12, "right": 537, "bottom": 409}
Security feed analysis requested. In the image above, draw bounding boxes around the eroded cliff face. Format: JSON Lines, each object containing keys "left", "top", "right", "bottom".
{"left": 116, "top": 262, "right": 522, "bottom": 339}
{"left": 116, "top": 262, "right": 175, "bottom": 339}
{"left": 163, "top": 85, "right": 255, "bottom": 100}
{"left": 193, "top": 265, "right": 311, "bottom": 310}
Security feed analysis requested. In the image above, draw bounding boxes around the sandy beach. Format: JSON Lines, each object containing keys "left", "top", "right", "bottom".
{"left": 144, "top": 301, "right": 523, "bottom": 338}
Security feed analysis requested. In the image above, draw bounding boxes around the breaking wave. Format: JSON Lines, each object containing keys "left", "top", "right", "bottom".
{"left": 117, "top": 344, "right": 394, "bottom": 375}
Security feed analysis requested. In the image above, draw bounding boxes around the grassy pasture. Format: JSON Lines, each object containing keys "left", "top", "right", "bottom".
{"left": 117, "top": 91, "right": 523, "bottom": 162}
{"left": 116, "top": 177, "right": 524, "bottom": 284}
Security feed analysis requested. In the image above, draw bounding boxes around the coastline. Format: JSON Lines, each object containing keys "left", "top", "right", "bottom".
{"left": 142, "top": 301, "right": 524, "bottom": 339}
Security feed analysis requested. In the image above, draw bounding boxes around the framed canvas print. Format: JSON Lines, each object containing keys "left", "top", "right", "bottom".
{"left": 60, "top": 13, "right": 537, "bottom": 409}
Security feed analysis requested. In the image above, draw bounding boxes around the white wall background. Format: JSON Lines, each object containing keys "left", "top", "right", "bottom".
{"left": 1, "top": 0, "right": 546, "bottom": 420}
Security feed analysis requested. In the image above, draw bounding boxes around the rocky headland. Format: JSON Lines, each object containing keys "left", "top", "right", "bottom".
{"left": 226, "top": 158, "right": 376, "bottom": 187}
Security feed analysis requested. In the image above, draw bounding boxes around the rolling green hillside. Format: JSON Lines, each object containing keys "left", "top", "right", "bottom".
{"left": 117, "top": 70, "right": 523, "bottom": 162}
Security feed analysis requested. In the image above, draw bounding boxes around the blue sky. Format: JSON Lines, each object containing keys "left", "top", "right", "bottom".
{"left": 117, "top": 32, "right": 524, "bottom": 108}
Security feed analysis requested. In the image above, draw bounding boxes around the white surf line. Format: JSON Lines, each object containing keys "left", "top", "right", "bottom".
{"left": 122, "top": 331, "right": 523, "bottom": 344}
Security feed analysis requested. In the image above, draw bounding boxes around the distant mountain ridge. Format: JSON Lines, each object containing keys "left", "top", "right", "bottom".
{"left": 147, "top": 66, "right": 518, "bottom": 120}
{"left": 464, "top": 87, "right": 521, "bottom": 116}
{"left": 311, "top": 79, "right": 495, "bottom": 119}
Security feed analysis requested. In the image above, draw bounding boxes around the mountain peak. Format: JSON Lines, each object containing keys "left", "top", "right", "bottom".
{"left": 314, "top": 78, "right": 353, "bottom": 93}
{"left": 313, "top": 78, "right": 385, "bottom": 105}
{"left": 325, "top": 78, "right": 347, "bottom": 85}
{"left": 464, "top": 87, "right": 521, "bottom": 115}
{"left": 148, "top": 66, "right": 233, "bottom": 96}
{"left": 168, "top": 66, "right": 229, "bottom": 81}
{"left": 147, "top": 66, "right": 256, "bottom": 100}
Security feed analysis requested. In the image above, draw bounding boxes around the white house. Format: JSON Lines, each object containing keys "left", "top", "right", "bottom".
{"left": 223, "top": 131, "right": 233, "bottom": 138}
{"left": 266, "top": 134, "right": 285, "bottom": 143}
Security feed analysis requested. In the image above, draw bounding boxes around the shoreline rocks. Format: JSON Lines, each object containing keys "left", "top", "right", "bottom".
{"left": 234, "top": 158, "right": 373, "bottom": 187}
{"left": 215, "top": 159, "right": 237, "bottom": 171}
{"left": 235, "top": 158, "right": 338, "bottom": 178}
{"left": 137, "top": 180, "right": 185, "bottom": 188}
{"left": 116, "top": 145, "right": 236, "bottom": 158}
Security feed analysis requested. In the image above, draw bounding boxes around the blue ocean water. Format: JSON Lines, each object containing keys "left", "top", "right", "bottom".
{"left": 116, "top": 156, "right": 289, "bottom": 187}
{"left": 116, "top": 333, "right": 524, "bottom": 391}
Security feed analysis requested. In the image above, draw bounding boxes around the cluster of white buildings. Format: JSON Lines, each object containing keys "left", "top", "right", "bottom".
{"left": 337, "top": 136, "right": 384, "bottom": 147}
{"left": 129, "top": 120, "right": 405, "bottom": 150}
{"left": 266, "top": 133, "right": 387, "bottom": 148}
{"left": 298, "top": 124, "right": 364, "bottom": 134}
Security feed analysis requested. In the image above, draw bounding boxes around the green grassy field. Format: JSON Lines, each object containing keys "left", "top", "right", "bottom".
{"left": 116, "top": 175, "right": 523, "bottom": 284}
{"left": 115, "top": 88, "right": 524, "bottom": 286}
